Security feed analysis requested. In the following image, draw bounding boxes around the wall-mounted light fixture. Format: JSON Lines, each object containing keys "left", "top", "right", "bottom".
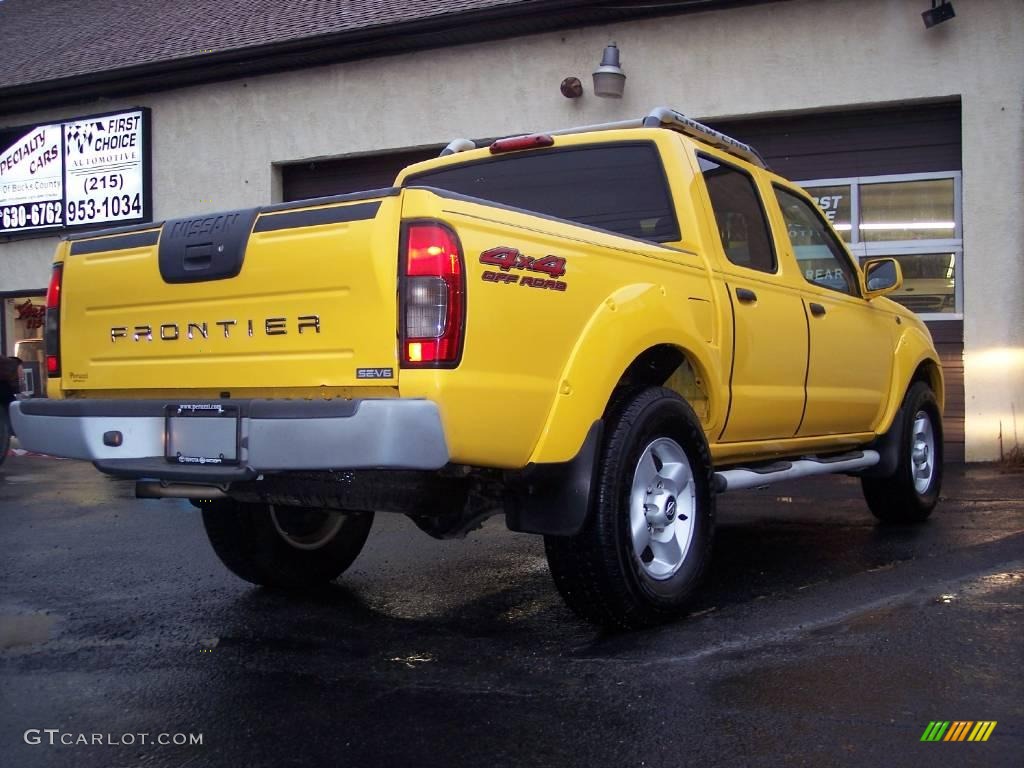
{"left": 560, "top": 76, "right": 584, "bottom": 99}
{"left": 922, "top": 0, "right": 955, "bottom": 28}
{"left": 592, "top": 42, "right": 626, "bottom": 98}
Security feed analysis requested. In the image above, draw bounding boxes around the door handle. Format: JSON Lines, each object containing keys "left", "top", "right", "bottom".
{"left": 809, "top": 302, "right": 826, "bottom": 317}
{"left": 735, "top": 287, "right": 757, "bottom": 304}
{"left": 183, "top": 243, "right": 213, "bottom": 271}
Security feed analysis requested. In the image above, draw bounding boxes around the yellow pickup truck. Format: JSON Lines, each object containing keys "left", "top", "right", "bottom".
{"left": 11, "top": 108, "right": 944, "bottom": 628}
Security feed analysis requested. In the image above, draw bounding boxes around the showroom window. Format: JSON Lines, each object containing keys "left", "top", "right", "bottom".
{"left": 805, "top": 184, "right": 853, "bottom": 243}
{"left": 2, "top": 294, "right": 47, "bottom": 396}
{"left": 800, "top": 171, "right": 962, "bottom": 318}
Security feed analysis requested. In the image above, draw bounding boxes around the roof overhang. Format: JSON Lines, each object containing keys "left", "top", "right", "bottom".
{"left": 0, "top": 0, "right": 784, "bottom": 117}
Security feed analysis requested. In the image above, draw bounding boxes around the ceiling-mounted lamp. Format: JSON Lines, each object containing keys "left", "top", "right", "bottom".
{"left": 592, "top": 42, "right": 626, "bottom": 98}
{"left": 922, "top": 0, "right": 955, "bottom": 28}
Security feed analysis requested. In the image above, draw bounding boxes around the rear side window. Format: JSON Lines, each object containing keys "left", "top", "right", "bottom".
{"left": 404, "top": 143, "right": 680, "bottom": 243}
{"left": 697, "top": 155, "right": 776, "bottom": 273}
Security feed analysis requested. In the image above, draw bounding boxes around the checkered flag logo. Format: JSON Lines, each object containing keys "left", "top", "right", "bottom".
{"left": 65, "top": 121, "right": 105, "bottom": 155}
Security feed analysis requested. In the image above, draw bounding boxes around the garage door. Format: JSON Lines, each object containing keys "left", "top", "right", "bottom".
{"left": 281, "top": 146, "right": 442, "bottom": 202}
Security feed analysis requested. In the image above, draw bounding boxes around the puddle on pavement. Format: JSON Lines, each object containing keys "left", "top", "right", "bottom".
{"left": 957, "top": 569, "right": 1024, "bottom": 600}
{"left": 0, "top": 611, "right": 59, "bottom": 649}
{"left": 388, "top": 652, "right": 435, "bottom": 668}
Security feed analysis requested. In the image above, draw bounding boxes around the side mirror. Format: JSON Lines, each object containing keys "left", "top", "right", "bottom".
{"left": 863, "top": 258, "right": 903, "bottom": 299}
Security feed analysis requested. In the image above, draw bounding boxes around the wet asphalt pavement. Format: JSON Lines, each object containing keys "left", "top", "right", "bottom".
{"left": 1, "top": 454, "right": 1022, "bottom": 768}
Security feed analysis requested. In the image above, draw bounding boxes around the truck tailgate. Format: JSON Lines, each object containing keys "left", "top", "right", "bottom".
{"left": 58, "top": 192, "right": 400, "bottom": 392}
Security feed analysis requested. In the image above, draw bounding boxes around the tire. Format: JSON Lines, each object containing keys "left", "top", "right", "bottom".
{"left": 544, "top": 387, "right": 715, "bottom": 629}
{"left": 201, "top": 500, "right": 373, "bottom": 588}
{"left": 861, "top": 381, "right": 943, "bottom": 524}
{"left": 0, "top": 406, "right": 10, "bottom": 467}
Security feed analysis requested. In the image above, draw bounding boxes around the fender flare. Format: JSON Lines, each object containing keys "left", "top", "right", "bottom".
{"left": 875, "top": 323, "right": 944, "bottom": 437}
{"left": 527, "top": 282, "right": 720, "bottom": 465}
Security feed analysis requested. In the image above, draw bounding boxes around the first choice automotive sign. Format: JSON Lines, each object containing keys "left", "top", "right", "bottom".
{"left": 0, "top": 108, "right": 151, "bottom": 235}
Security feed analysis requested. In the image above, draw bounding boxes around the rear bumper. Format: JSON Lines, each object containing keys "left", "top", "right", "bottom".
{"left": 10, "top": 398, "right": 449, "bottom": 479}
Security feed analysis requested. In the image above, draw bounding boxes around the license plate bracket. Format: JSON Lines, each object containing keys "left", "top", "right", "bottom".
{"left": 165, "top": 404, "right": 241, "bottom": 465}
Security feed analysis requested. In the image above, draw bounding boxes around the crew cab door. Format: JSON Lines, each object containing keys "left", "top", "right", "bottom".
{"left": 769, "top": 184, "right": 896, "bottom": 435}
{"left": 694, "top": 153, "right": 808, "bottom": 442}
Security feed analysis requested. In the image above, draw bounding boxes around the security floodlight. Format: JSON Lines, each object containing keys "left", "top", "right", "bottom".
{"left": 922, "top": 1, "right": 955, "bottom": 28}
{"left": 592, "top": 43, "right": 626, "bottom": 98}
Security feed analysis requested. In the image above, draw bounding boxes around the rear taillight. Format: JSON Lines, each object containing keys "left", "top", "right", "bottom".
{"left": 45, "top": 263, "right": 63, "bottom": 376}
{"left": 400, "top": 222, "right": 465, "bottom": 367}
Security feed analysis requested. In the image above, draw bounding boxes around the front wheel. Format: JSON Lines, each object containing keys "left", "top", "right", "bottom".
{"left": 544, "top": 387, "right": 715, "bottom": 629}
{"left": 201, "top": 500, "right": 374, "bottom": 588}
{"left": 861, "top": 381, "right": 943, "bottom": 524}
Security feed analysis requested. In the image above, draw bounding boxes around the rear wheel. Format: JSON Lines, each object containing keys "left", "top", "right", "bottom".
{"left": 861, "top": 381, "right": 943, "bottom": 524}
{"left": 201, "top": 500, "right": 373, "bottom": 588}
{"left": 544, "top": 387, "right": 715, "bottom": 629}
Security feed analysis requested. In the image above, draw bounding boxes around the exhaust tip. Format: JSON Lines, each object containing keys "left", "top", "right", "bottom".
{"left": 135, "top": 481, "right": 228, "bottom": 500}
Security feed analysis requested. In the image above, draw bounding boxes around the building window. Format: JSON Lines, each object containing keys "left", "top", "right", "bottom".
{"left": 883, "top": 252, "right": 956, "bottom": 314}
{"left": 801, "top": 171, "right": 961, "bottom": 318}
{"left": 859, "top": 178, "right": 956, "bottom": 242}
{"left": 805, "top": 184, "right": 853, "bottom": 242}
{"left": 2, "top": 294, "right": 47, "bottom": 396}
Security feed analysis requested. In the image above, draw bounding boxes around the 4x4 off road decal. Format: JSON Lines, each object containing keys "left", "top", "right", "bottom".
{"left": 479, "top": 246, "right": 567, "bottom": 292}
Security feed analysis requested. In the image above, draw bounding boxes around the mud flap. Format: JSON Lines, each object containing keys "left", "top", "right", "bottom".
{"left": 859, "top": 402, "right": 907, "bottom": 478}
{"left": 503, "top": 421, "right": 603, "bottom": 537}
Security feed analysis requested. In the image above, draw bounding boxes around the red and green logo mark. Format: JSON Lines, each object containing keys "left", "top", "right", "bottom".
{"left": 920, "top": 721, "right": 997, "bottom": 742}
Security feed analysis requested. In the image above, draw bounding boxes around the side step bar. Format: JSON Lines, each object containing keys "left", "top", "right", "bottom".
{"left": 713, "top": 450, "right": 880, "bottom": 493}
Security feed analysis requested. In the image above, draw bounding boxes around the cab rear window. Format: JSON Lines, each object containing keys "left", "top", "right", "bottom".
{"left": 404, "top": 142, "right": 680, "bottom": 243}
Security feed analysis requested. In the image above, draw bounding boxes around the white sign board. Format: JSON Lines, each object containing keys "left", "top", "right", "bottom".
{"left": 0, "top": 124, "right": 64, "bottom": 231}
{"left": 0, "top": 108, "right": 150, "bottom": 235}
